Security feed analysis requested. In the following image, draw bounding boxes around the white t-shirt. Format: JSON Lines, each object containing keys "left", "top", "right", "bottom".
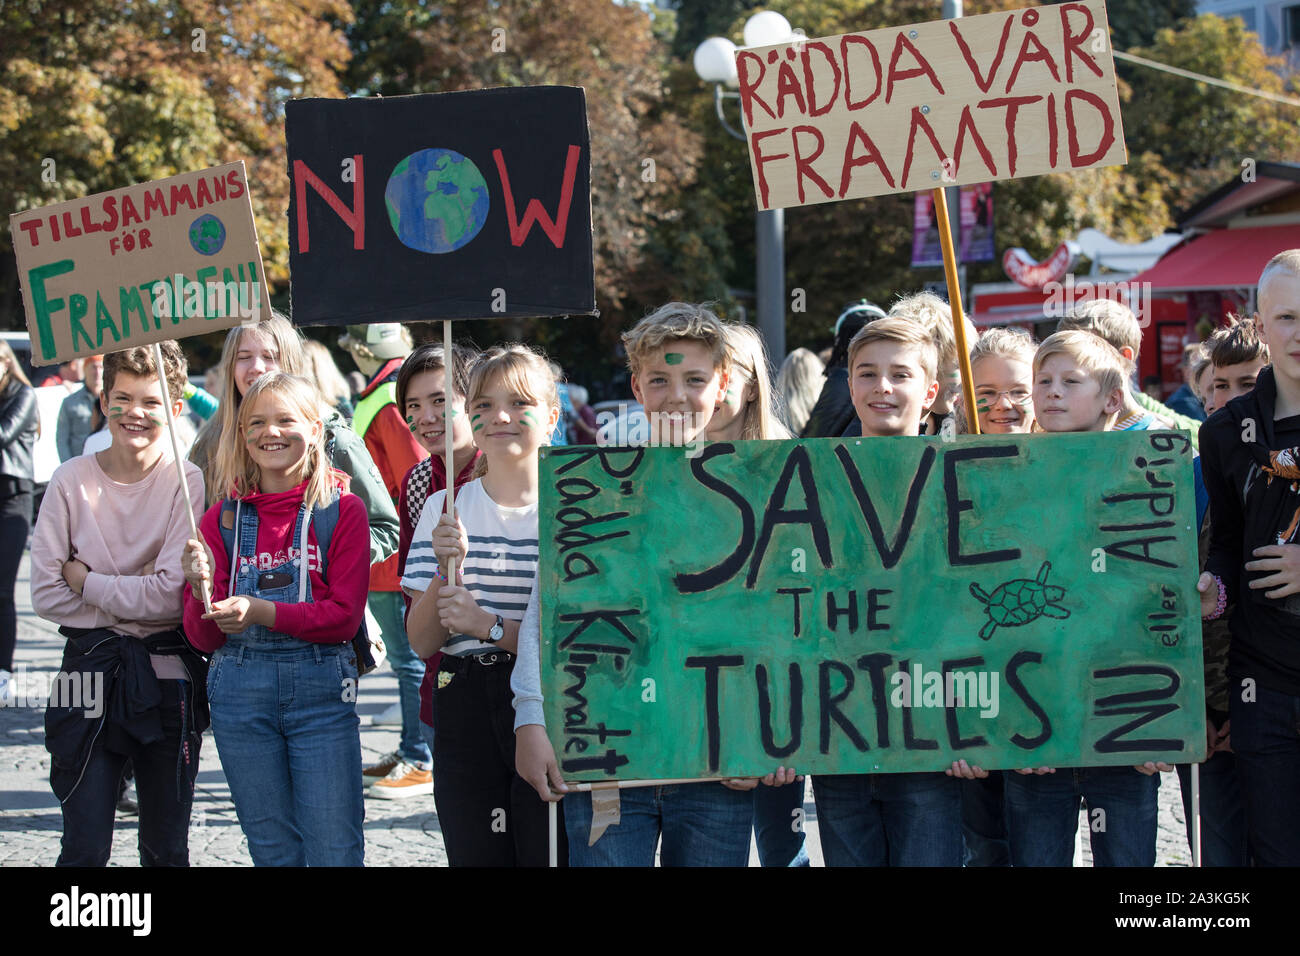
{"left": 401, "top": 478, "right": 539, "bottom": 656}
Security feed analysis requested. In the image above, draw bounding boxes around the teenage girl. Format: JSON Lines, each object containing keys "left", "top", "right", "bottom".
{"left": 182, "top": 373, "right": 370, "bottom": 866}
{"left": 402, "top": 345, "right": 562, "bottom": 866}
{"left": 955, "top": 328, "right": 1038, "bottom": 435}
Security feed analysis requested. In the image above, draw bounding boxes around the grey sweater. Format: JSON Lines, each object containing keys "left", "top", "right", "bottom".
{"left": 510, "top": 582, "right": 545, "bottom": 730}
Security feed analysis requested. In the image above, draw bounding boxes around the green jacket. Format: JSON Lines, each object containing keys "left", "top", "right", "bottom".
{"left": 322, "top": 408, "right": 400, "bottom": 566}
{"left": 1135, "top": 390, "right": 1201, "bottom": 449}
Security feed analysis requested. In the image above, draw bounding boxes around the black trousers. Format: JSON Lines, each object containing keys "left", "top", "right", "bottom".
{"left": 432, "top": 654, "right": 568, "bottom": 867}
{"left": 0, "top": 483, "right": 31, "bottom": 673}
{"left": 56, "top": 679, "right": 200, "bottom": 866}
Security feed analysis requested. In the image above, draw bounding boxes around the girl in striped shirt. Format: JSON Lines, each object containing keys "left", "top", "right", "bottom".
{"left": 402, "top": 344, "right": 563, "bottom": 866}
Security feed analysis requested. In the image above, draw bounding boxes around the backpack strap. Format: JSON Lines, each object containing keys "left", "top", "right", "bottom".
{"left": 218, "top": 499, "right": 242, "bottom": 600}
{"left": 309, "top": 491, "right": 343, "bottom": 581}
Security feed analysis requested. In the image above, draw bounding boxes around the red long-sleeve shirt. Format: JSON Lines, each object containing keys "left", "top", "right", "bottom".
{"left": 183, "top": 480, "right": 370, "bottom": 652}
{"left": 360, "top": 361, "right": 426, "bottom": 592}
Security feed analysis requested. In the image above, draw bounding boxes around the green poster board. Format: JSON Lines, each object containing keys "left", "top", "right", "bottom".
{"left": 539, "top": 431, "right": 1205, "bottom": 781}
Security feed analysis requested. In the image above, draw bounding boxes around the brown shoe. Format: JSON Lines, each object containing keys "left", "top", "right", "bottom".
{"left": 369, "top": 762, "right": 434, "bottom": 800}
{"left": 362, "top": 751, "right": 402, "bottom": 787}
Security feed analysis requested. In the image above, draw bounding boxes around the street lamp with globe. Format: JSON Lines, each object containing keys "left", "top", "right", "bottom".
{"left": 693, "top": 10, "right": 795, "bottom": 366}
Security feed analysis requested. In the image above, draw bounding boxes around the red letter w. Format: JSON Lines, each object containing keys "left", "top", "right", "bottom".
{"left": 493, "top": 146, "right": 581, "bottom": 248}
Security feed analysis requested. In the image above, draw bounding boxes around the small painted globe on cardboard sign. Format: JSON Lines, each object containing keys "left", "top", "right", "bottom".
{"left": 384, "top": 148, "right": 490, "bottom": 254}
{"left": 189, "top": 213, "right": 227, "bottom": 256}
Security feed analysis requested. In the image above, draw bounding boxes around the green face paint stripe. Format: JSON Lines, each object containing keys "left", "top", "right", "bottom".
{"left": 521, "top": 411, "right": 541, "bottom": 427}
{"left": 472, "top": 423, "right": 484, "bottom": 432}
{"left": 664, "top": 352, "right": 684, "bottom": 365}
{"left": 470, "top": 413, "right": 481, "bottom": 422}
{"left": 146, "top": 413, "right": 167, "bottom": 427}
{"left": 406, "top": 415, "right": 417, "bottom": 433}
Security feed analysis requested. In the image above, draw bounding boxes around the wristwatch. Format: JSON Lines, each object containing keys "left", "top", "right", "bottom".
{"left": 486, "top": 614, "right": 504, "bottom": 643}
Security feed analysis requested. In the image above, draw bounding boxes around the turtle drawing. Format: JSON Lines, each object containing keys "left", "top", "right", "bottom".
{"left": 969, "top": 561, "right": 1069, "bottom": 640}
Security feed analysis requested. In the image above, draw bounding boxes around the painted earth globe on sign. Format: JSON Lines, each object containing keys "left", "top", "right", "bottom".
{"left": 384, "top": 148, "right": 490, "bottom": 254}
{"left": 189, "top": 213, "right": 226, "bottom": 256}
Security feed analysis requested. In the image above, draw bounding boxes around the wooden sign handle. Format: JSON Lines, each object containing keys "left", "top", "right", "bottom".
{"left": 151, "top": 342, "right": 213, "bottom": 615}
{"left": 931, "top": 187, "right": 980, "bottom": 436}
{"left": 442, "top": 320, "right": 457, "bottom": 584}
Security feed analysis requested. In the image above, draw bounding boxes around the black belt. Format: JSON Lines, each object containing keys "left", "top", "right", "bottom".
{"left": 440, "top": 650, "right": 515, "bottom": 669}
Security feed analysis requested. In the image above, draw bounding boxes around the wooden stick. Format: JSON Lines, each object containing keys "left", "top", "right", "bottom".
{"left": 548, "top": 800, "right": 558, "bottom": 868}
{"left": 442, "top": 320, "right": 457, "bottom": 584}
{"left": 1191, "top": 761, "right": 1201, "bottom": 867}
{"left": 151, "top": 342, "right": 212, "bottom": 615}
{"left": 931, "top": 187, "right": 980, "bottom": 435}
{"left": 562, "top": 776, "right": 725, "bottom": 792}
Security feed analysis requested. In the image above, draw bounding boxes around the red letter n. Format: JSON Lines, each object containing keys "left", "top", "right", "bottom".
{"left": 294, "top": 157, "right": 364, "bottom": 253}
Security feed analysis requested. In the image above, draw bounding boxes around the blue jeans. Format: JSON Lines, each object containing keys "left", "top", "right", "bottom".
{"left": 753, "top": 781, "right": 809, "bottom": 867}
{"left": 1230, "top": 681, "right": 1300, "bottom": 866}
{"left": 812, "top": 772, "right": 963, "bottom": 866}
{"left": 1176, "top": 751, "right": 1249, "bottom": 866}
{"left": 564, "top": 783, "right": 753, "bottom": 866}
{"left": 369, "top": 590, "right": 430, "bottom": 767}
{"left": 961, "top": 772, "right": 1010, "bottom": 867}
{"left": 1003, "top": 766, "right": 1158, "bottom": 866}
{"left": 208, "top": 641, "right": 364, "bottom": 866}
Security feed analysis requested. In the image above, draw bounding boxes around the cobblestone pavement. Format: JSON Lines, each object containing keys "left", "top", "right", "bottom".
{"left": 2, "top": 554, "right": 1192, "bottom": 867}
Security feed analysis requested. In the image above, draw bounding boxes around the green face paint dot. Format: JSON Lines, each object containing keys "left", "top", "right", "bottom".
{"left": 664, "top": 352, "right": 684, "bottom": 366}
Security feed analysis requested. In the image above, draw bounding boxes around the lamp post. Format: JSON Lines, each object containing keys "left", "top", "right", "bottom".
{"left": 693, "top": 11, "right": 793, "bottom": 365}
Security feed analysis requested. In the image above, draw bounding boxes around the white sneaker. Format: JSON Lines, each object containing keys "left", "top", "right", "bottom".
{"left": 369, "top": 701, "right": 402, "bottom": 727}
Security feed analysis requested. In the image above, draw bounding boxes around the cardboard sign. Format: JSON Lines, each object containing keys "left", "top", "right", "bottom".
{"left": 10, "top": 162, "right": 271, "bottom": 366}
{"left": 738, "top": 0, "right": 1127, "bottom": 210}
{"left": 540, "top": 432, "right": 1204, "bottom": 781}
{"left": 285, "top": 87, "right": 596, "bottom": 326}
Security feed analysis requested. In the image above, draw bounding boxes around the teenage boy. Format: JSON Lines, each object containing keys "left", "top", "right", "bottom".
{"left": 885, "top": 292, "right": 976, "bottom": 436}
{"left": 1200, "top": 249, "right": 1300, "bottom": 866}
{"left": 556, "top": 302, "right": 796, "bottom": 866}
{"left": 31, "top": 342, "right": 208, "bottom": 866}
{"left": 1003, "top": 330, "right": 1164, "bottom": 866}
{"left": 1175, "top": 320, "right": 1268, "bottom": 865}
{"left": 808, "top": 317, "right": 966, "bottom": 867}
{"left": 1056, "top": 299, "right": 1202, "bottom": 438}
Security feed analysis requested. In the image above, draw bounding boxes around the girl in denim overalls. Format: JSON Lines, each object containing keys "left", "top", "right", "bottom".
{"left": 182, "top": 373, "right": 371, "bottom": 866}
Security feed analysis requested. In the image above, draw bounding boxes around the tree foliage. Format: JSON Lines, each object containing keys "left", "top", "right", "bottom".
{"left": 0, "top": 0, "right": 352, "bottom": 324}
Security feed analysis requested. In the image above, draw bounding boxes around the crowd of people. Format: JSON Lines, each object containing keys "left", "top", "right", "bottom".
{"left": 0, "top": 246, "right": 1297, "bottom": 867}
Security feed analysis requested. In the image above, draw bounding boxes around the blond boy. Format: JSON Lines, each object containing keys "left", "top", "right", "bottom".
{"left": 559, "top": 302, "right": 795, "bottom": 868}
{"left": 1031, "top": 330, "right": 1127, "bottom": 433}
{"left": 846, "top": 318, "right": 941, "bottom": 437}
